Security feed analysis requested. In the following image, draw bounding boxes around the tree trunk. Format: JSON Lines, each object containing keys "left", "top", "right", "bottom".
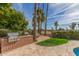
{"left": 45, "top": 3, "right": 48, "bottom": 35}
{"left": 55, "top": 26, "right": 57, "bottom": 31}
{"left": 38, "top": 16, "right": 40, "bottom": 34}
{"left": 39, "top": 14, "right": 41, "bottom": 34}
{"left": 33, "top": 3, "right": 37, "bottom": 42}
{"left": 38, "top": 4, "right": 41, "bottom": 34}
{"left": 41, "top": 3, "right": 44, "bottom": 34}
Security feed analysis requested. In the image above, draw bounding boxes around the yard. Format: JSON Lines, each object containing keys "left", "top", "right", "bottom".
{"left": 1, "top": 35, "right": 79, "bottom": 56}
{"left": 0, "top": 3, "right": 79, "bottom": 56}
{"left": 36, "top": 38, "right": 68, "bottom": 46}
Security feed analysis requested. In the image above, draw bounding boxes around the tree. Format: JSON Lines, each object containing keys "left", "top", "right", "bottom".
{"left": 37, "top": 4, "right": 41, "bottom": 34}
{"left": 0, "top": 3, "right": 11, "bottom": 8}
{"left": 37, "top": 4, "right": 45, "bottom": 34}
{"left": 0, "top": 3, "right": 12, "bottom": 29}
{"left": 54, "top": 21, "right": 59, "bottom": 30}
{"left": 0, "top": 3, "right": 12, "bottom": 16}
{"left": 69, "top": 22, "right": 76, "bottom": 30}
{"left": 0, "top": 3, "right": 28, "bottom": 32}
{"left": 78, "top": 24, "right": 79, "bottom": 31}
{"left": 9, "top": 11, "right": 28, "bottom": 32}
{"left": 32, "top": 3, "right": 37, "bottom": 41}
{"left": 45, "top": 3, "right": 48, "bottom": 35}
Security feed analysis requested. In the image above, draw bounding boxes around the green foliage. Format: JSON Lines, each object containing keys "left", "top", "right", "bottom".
{"left": 67, "top": 31, "right": 79, "bottom": 40}
{"left": 36, "top": 7, "right": 45, "bottom": 34}
{"left": 0, "top": 29, "right": 9, "bottom": 37}
{"left": 37, "top": 8, "right": 45, "bottom": 22}
{"left": 0, "top": 3, "right": 11, "bottom": 8}
{"left": 26, "top": 29, "right": 32, "bottom": 35}
{"left": 69, "top": 22, "right": 76, "bottom": 30}
{"left": 0, "top": 3, "right": 28, "bottom": 32}
{"left": 51, "top": 30, "right": 68, "bottom": 39}
{"left": 0, "top": 3, "right": 12, "bottom": 15}
{"left": 51, "top": 30, "right": 79, "bottom": 40}
{"left": 8, "top": 12, "right": 28, "bottom": 32}
{"left": 54, "top": 21, "right": 59, "bottom": 30}
{"left": 36, "top": 38, "right": 68, "bottom": 46}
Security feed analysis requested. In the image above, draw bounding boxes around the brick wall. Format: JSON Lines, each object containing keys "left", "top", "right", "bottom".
{"left": 0, "top": 35, "right": 33, "bottom": 53}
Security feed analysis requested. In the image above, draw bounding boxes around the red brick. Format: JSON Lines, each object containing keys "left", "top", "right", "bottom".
{"left": 0, "top": 35, "right": 34, "bottom": 53}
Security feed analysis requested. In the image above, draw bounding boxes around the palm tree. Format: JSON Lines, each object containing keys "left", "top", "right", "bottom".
{"left": 54, "top": 21, "right": 59, "bottom": 31}
{"left": 69, "top": 22, "right": 76, "bottom": 31}
{"left": 32, "top": 3, "right": 37, "bottom": 41}
{"left": 41, "top": 8, "right": 46, "bottom": 34}
{"left": 37, "top": 4, "right": 45, "bottom": 34}
{"left": 45, "top": 3, "right": 48, "bottom": 35}
{"left": 78, "top": 23, "right": 79, "bottom": 31}
{"left": 37, "top": 4, "right": 41, "bottom": 34}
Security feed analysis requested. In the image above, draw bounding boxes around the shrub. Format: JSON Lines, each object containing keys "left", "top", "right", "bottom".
{"left": 18, "top": 29, "right": 32, "bottom": 35}
{"left": 26, "top": 29, "right": 32, "bottom": 35}
{"left": 68, "top": 31, "right": 79, "bottom": 40}
{"left": 51, "top": 30, "right": 68, "bottom": 39}
{"left": 51, "top": 30, "right": 79, "bottom": 40}
{"left": 0, "top": 29, "right": 9, "bottom": 37}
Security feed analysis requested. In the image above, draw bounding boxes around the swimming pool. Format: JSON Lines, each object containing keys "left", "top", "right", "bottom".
{"left": 73, "top": 47, "right": 79, "bottom": 56}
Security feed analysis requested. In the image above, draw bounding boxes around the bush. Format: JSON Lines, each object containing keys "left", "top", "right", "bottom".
{"left": 18, "top": 29, "right": 32, "bottom": 35}
{"left": 68, "top": 31, "right": 79, "bottom": 40}
{"left": 51, "top": 30, "right": 69, "bottom": 39}
{"left": 0, "top": 29, "right": 8, "bottom": 37}
{"left": 26, "top": 29, "right": 32, "bottom": 35}
{"left": 51, "top": 30, "right": 79, "bottom": 40}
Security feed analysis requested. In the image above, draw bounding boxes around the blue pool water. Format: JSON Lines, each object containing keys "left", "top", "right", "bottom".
{"left": 73, "top": 47, "right": 79, "bottom": 56}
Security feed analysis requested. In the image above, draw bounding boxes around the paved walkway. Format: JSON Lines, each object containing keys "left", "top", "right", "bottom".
{"left": 1, "top": 36, "right": 79, "bottom": 56}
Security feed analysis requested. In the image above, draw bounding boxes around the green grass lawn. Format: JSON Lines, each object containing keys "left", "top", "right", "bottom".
{"left": 36, "top": 38, "right": 68, "bottom": 46}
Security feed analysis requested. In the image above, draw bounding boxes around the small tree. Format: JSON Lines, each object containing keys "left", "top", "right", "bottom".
{"left": 78, "top": 24, "right": 79, "bottom": 31}
{"left": 69, "top": 22, "right": 76, "bottom": 31}
{"left": 54, "top": 21, "right": 59, "bottom": 31}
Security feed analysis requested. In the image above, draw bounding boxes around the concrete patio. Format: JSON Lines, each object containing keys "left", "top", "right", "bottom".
{"left": 1, "top": 35, "right": 79, "bottom": 56}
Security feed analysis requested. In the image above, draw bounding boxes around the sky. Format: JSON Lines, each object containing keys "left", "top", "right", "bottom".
{"left": 12, "top": 3, "right": 79, "bottom": 30}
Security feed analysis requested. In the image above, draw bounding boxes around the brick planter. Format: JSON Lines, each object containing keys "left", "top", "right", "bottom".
{"left": 0, "top": 35, "right": 33, "bottom": 53}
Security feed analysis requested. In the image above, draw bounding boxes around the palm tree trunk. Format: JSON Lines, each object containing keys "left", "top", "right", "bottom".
{"left": 39, "top": 15, "right": 41, "bottom": 34}
{"left": 41, "top": 3, "right": 44, "bottom": 34}
{"left": 78, "top": 24, "right": 79, "bottom": 31}
{"left": 33, "top": 3, "right": 37, "bottom": 42}
{"left": 55, "top": 26, "right": 57, "bottom": 31}
{"left": 38, "top": 3, "right": 41, "bottom": 34}
{"left": 45, "top": 3, "right": 48, "bottom": 35}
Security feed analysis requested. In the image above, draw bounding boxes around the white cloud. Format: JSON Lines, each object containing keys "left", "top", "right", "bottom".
{"left": 55, "top": 4, "right": 78, "bottom": 15}
{"left": 48, "top": 11, "right": 79, "bottom": 20}
{"left": 49, "top": 3, "right": 70, "bottom": 16}
{"left": 58, "top": 10, "right": 79, "bottom": 25}
{"left": 48, "top": 4, "right": 79, "bottom": 27}
{"left": 68, "top": 11, "right": 79, "bottom": 16}
{"left": 49, "top": 4, "right": 78, "bottom": 17}
{"left": 59, "top": 17, "right": 79, "bottom": 25}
